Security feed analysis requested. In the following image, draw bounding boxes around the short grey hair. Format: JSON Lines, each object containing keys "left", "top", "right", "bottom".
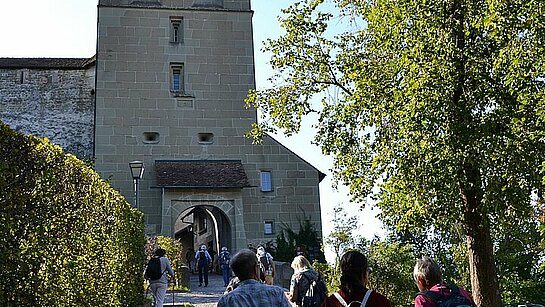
{"left": 413, "top": 256, "right": 442, "bottom": 287}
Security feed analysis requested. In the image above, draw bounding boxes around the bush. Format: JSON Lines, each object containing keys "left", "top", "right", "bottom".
{"left": 145, "top": 236, "right": 189, "bottom": 291}
{"left": 0, "top": 122, "right": 146, "bottom": 306}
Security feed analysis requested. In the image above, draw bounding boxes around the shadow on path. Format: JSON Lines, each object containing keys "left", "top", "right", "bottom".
{"left": 164, "top": 272, "right": 226, "bottom": 307}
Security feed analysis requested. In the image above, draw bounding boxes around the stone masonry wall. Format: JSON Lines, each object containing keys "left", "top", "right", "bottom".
{"left": 0, "top": 67, "right": 95, "bottom": 159}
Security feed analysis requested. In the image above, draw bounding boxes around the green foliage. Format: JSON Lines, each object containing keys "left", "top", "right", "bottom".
{"left": 367, "top": 241, "right": 416, "bottom": 306}
{"left": 313, "top": 260, "right": 339, "bottom": 294}
{"left": 248, "top": 0, "right": 545, "bottom": 304}
{"left": 324, "top": 206, "right": 360, "bottom": 267}
{"left": 273, "top": 216, "right": 325, "bottom": 263}
{"left": 0, "top": 122, "right": 146, "bottom": 306}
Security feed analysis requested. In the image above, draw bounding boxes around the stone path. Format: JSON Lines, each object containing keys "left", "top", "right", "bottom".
{"left": 162, "top": 272, "right": 226, "bottom": 306}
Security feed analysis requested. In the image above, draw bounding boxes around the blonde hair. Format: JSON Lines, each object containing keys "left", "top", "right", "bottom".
{"left": 291, "top": 255, "right": 312, "bottom": 273}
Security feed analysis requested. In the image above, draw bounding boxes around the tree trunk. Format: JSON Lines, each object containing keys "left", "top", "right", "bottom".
{"left": 464, "top": 214, "right": 502, "bottom": 307}
{"left": 460, "top": 163, "right": 502, "bottom": 307}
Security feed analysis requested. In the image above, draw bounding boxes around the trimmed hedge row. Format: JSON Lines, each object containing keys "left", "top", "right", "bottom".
{"left": 0, "top": 122, "right": 146, "bottom": 306}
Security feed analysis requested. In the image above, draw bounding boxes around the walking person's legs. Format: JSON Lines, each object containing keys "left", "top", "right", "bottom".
{"left": 153, "top": 283, "right": 168, "bottom": 307}
{"left": 203, "top": 267, "right": 209, "bottom": 286}
{"left": 150, "top": 282, "right": 167, "bottom": 307}
{"left": 198, "top": 265, "right": 204, "bottom": 286}
{"left": 222, "top": 267, "right": 229, "bottom": 286}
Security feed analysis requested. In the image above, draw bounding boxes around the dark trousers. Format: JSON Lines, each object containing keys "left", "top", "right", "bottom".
{"left": 222, "top": 267, "right": 230, "bottom": 286}
{"left": 198, "top": 264, "right": 208, "bottom": 285}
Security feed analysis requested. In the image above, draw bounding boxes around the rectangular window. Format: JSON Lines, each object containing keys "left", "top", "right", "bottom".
{"left": 19, "top": 70, "right": 27, "bottom": 84}
{"left": 170, "top": 63, "right": 184, "bottom": 94}
{"left": 264, "top": 221, "right": 274, "bottom": 235}
{"left": 170, "top": 17, "right": 183, "bottom": 43}
{"left": 260, "top": 171, "right": 272, "bottom": 192}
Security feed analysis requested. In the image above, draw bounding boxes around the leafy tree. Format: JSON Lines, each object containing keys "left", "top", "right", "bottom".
{"left": 324, "top": 205, "right": 361, "bottom": 267}
{"left": 367, "top": 241, "right": 415, "bottom": 306}
{"left": 246, "top": 0, "right": 545, "bottom": 305}
{"left": 273, "top": 216, "right": 325, "bottom": 262}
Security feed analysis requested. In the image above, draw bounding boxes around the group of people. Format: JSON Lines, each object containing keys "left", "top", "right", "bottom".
{"left": 219, "top": 249, "right": 477, "bottom": 307}
{"left": 146, "top": 246, "right": 477, "bottom": 307}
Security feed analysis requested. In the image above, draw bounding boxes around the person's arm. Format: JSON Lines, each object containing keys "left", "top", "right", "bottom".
{"left": 271, "top": 259, "right": 276, "bottom": 277}
{"left": 288, "top": 276, "right": 298, "bottom": 303}
{"left": 279, "top": 288, "right": 293, "bottom": 307}
{"left": 165, "top": 258, "right": 174, "bottom": 277}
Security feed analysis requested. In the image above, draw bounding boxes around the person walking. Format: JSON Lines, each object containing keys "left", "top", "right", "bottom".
{"left": 185, "top": 247, "right": 195, "bottom": 273}
{"left": 195, "top": 244, "right": 212, "bottom": 287}
{"left": 217, "top": 249, "right": 291, "bottom": 307}
{"left": 413, "top": 256, "right": 476, "bottom": 307}
{"left": 256, "top": 246, "right": 275, "bottom": 285}
{"left": 322, "top": 250, "right": 391, "bottom": 307}
{"left": 288, "top": 255, "right": 327, "bottom": 307}
{"left": 219, "top": 246, "right": 231, "bottom": 287}
{"left": 146, "top": 248, "right": 174, "bottom": 307}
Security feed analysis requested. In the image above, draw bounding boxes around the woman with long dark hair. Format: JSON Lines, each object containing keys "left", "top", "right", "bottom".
{"left": 322, "top": 250, "right": 391, "bottom": 307}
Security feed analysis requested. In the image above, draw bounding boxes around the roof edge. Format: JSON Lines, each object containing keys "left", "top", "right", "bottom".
{"left": 264, "top": 134, "right": 327, "bottom": 183}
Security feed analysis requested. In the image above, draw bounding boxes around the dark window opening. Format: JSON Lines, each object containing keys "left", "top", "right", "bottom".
{"left": 143, "top": 132, "right": 160, "bottom": 144}
{"left": 198, "top": 133, "right": 214, "bottom": 144}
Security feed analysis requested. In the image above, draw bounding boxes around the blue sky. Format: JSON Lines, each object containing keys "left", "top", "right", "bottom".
{"left": 0, "top": 0, "right": 384, "bottom": 260}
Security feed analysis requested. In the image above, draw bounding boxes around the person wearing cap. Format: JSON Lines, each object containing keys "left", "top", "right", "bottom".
{"left": 219, "top": 246, "right": 231, "bottom": 287}
{"left": 195, "top": 244, "right": 212, "bottom": 287}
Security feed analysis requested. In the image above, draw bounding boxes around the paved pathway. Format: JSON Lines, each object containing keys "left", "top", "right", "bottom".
{"left": 163, "top": 272, "right": 226, "bottom": 306}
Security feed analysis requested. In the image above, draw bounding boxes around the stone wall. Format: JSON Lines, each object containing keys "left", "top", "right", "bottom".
{"left": 0, "top": 67, "right": 95, "bottom": 159}
{"left": 94, "top": 0, "right": 323, "bottom": 243}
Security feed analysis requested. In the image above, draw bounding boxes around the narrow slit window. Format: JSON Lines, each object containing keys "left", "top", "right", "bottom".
{"left": 260, "top": 171, "right": 272, "bottom": 192}
{"left": 170, "top": 17, "right": 183, "bottom": 43}
{"left": 170, "top": 63, "right": 184, "bottom": 94}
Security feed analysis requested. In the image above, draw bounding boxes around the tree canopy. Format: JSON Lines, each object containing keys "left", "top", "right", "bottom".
{"left": 247, "top": 0, "right": 545, "bottom": 305}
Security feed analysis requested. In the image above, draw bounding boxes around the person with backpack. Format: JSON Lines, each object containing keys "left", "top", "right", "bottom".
{"left": 322, "top": 250, "right": 392, "bottom": 307}
{"left": 219, "top": 246, "right": 231, "bottom": 287}
{"left": 256, "top": 246, "right": 275, "bottom": 285}
{"left": 145, "top": 248, "right": 174, "bottom": 307}
{"left": 195, "top": 244, "right": 212, "bottom": 287}
{"left": 288, "top": 255, "right": 327, "bottom": 307}
{"left": 413, "top": 256, "right": 476, "bottom": 307}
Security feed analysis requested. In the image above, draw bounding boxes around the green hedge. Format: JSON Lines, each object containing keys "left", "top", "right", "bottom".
{"left": 0, "top": 122, "right": 146, "bottom": 306}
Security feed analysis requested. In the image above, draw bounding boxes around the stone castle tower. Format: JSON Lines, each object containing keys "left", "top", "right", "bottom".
{"left": 0, "top": 0, "right": 323, "bottom": 253}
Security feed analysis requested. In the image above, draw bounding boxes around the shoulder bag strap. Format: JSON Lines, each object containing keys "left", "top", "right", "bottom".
{"left": 361, "top": 289, "right": 372, "bottom": 307}
{"left": 333, "top": 292, "right": 349, "bottom": 307}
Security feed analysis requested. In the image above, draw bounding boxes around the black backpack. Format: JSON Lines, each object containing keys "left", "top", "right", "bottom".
{"left": 197, "top": 250, "right": 209, "bottom": 266}
{"left": 258, "top": 254, "right": 271, "bottom": 271}
{"left": 144, "top": 257, "right": 164, "bottom": 280}
{"left": 301, "top": 273, "right": 327, "bottom": 307}
{"left": 417, "top": 285, "right": 473, "bottom": 307}
{"left": 220, "top": 251, "right": 230, "bottom": 266}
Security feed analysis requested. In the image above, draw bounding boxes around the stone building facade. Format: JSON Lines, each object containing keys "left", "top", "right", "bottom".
{"left": 0, "top": 0, "right": 323, "bottom": 254}
{"left": 0, "top": 58, "right": 95, "bottom": 159}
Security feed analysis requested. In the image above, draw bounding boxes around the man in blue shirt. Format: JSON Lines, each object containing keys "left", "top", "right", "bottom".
{"left": 217, "top": 249, "right": 291, "bottom": 307}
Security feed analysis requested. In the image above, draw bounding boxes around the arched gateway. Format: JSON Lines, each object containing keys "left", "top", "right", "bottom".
{"left": 172, "top": 201, "right": 233, "bottom": 255}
